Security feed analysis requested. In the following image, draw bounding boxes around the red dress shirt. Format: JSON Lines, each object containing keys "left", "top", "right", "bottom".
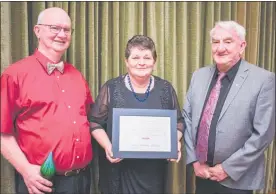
{"left": 1, "top": 50, "right": 94, "bottom": 172}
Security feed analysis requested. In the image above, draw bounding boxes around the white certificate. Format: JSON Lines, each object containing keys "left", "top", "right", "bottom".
{"left": 119, "top": 116, "right": 171, "bottom": 152}
{"left": 112, "top": 108, "right": 177, "bottom": 159}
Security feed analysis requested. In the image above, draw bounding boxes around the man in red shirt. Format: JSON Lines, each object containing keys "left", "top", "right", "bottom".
{"left": 1, "top": 7, "right": 93, "bottom": 194}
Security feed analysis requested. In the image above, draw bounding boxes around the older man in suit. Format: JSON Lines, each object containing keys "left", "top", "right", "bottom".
{"left": 183, "top": 20, "right": 275, "bottom": 194}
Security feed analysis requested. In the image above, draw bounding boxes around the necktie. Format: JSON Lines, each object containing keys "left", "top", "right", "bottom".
{"left": 196, "top": 72, "right": 226, "bottom": 163}
{"left": 47, "top": 61, "right": 64, "bottom": 75}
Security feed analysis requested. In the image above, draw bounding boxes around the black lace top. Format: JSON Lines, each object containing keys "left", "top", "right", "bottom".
{"left": 89, "top": 74, "right": 185, "bottom": 194}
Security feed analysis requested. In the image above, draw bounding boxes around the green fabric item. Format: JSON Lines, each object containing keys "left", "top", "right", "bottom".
{"left": 40, "top": 152, "right": 56, "bottom": 180}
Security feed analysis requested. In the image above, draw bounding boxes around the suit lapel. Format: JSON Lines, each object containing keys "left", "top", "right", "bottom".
{"left": 218, "top": 60, "right": 250, "bottom": 122}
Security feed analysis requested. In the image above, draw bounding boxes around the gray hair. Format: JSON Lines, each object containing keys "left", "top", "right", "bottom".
{"left": 210, "top": 21, "right": 246, "bottom": 41}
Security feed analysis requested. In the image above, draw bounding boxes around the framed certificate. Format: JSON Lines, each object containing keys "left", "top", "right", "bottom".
{"left": 112, "top": 108, "right": 177, "bottom": 159}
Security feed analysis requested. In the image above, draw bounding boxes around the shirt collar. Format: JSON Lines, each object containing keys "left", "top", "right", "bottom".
{"left": 215, "top": 59, "right": 241, "bottom": 81}
{"left": 33, "top": 49, "right": 63, "bottom": 74}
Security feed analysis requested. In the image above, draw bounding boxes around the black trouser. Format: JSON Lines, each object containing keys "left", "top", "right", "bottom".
{"left": 195, "top": 177, "right": 253, "bottom": 194}
{"left": 15, "top": 168, "right": 91, "bottom": 194}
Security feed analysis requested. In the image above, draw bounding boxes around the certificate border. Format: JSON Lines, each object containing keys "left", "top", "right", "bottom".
{"left": 112, "top": 108, "right": 177, "bottom": 159}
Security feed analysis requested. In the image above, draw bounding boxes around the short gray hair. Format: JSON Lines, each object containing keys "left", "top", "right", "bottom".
{"left": 210, "top": 21, "right": 246, "bottom": 41}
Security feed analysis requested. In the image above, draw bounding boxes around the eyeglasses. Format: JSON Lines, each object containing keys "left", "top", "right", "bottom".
{"left": 37, "top": 24, "right": 74, "bottom": 35}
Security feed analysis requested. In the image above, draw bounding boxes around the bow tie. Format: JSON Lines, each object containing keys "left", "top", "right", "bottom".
{"left": 47, "top": 61, "right": 64, "bottom": 75}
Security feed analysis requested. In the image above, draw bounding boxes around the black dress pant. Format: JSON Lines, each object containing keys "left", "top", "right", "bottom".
{"left": 196, "top": 177, "right": 253, "bottom": 194}
{"left": 15, "top": 168, "right": 91, "bottom": 194}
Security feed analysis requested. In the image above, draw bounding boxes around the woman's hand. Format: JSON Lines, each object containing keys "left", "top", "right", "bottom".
{"left": 105, "top": 144, "right": 123, "bottom": 163}
{"left": 168, "top": 140, "right": 182, "bottom": 163}
{"left": 91, "top": 129, "right": 122, "bottom": 163}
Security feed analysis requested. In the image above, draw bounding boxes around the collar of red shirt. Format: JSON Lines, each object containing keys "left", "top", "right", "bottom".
{"left": 34, "top": 49, "right": 64, "bottom": 74}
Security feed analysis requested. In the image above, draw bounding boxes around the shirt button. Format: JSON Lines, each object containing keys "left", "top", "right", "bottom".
{"left": 73, "top": 121, "right": 76, "bottom": 124}
{"left": 76, "top": 138, "right": 79, "bottom": 142}
{"left": 68, "top": 105, "right": 71, "bottom": 108}
{"left": 57, "top": 76, "right": 59, "bottom": 79}
{"left": 62, "top": 89, "right": 65, "bottom": 92}
{"left": 76, "top": 156, "right": 80, "bottom": 159}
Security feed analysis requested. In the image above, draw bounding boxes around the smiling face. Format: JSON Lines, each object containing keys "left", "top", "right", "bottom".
{"left": 211, "top": 26, "right": 246, "bottom": 71}
{"left": 125, "top": 47, "right": 156, "bottom": 78}
{"left": 34, "top": 8, "right": 72, "bottom": 59}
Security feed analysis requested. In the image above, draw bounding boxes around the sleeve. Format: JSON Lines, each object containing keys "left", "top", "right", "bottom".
{"left": 183, "top": 72, "right": 198, "bottom": 164}
{"left": 170, "top": 84, "right": 185, "bottom": 134}
{"left": 84, "top": 79, "right": 94, "bottom": 117}
{"left": 1, "top": 73, "right": 20, "bottom": 135}
{"left": 89, "top": 82, "right": 109, "bottom": 132}
{"left": 222, "top": 73, "right": 275, "bottom": 181}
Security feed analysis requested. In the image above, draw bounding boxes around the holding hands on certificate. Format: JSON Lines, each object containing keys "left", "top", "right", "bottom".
{"left": 168, "top": 133, "right": 183, "bottom": 163}
{"left": 104, "top": 141, "right": 122, "bottom": 163}
{"left": 89, "top": 35, "right": 185, "bottom": 194}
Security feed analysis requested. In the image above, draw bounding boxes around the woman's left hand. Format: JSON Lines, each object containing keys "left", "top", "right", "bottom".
{"left": 168, "top": 140, "right": 182, "bottom": 163}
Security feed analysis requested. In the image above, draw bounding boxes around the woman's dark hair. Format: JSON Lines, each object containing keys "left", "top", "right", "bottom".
{"left": 125, "top": 35, "right": 157, "bottom": 61}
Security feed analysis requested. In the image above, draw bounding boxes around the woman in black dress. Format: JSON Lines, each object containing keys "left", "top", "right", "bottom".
{"left": 90, "top": 35, "right": 184, "bottom": 194}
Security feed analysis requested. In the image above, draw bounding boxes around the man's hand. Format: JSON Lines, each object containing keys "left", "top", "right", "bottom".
{"left": 193, "top": 161, "right": 210, "bottom": 179}
{"left": 168, "top": 140, "right": 182, "bottom": 163}
{"left": 105, "top": 144, "right": 122, "bottom": 163}
{"left": 209, "top": 164, "right": 228, "bottom": 182}
{"left": 22, "top": 164, "right": 53, "bottom": 194}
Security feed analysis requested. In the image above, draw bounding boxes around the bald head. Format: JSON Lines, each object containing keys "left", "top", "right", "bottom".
{"left": 37, "top": 7, "right": 71, "bottom": 25}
